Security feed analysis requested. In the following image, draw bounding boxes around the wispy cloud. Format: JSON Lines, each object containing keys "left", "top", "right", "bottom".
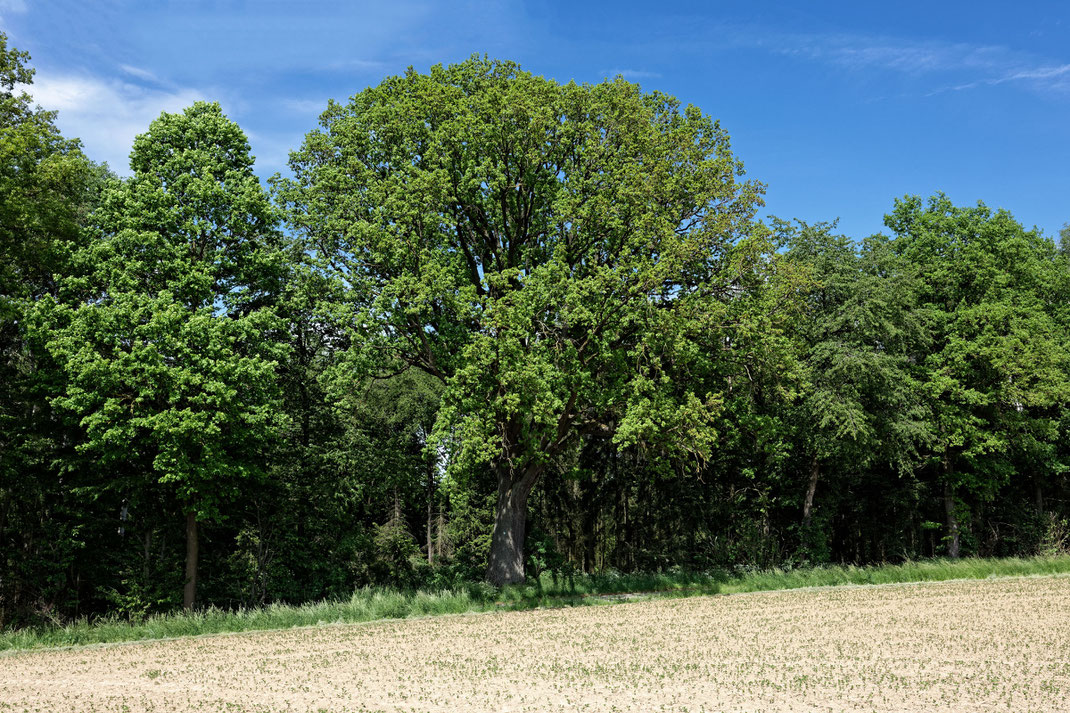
{"left": 725, "top": 26, "right": 1070, "bottom": 96}
{"left": 604, "top": 68, "right": 662, "bottom": 81}
{"left": 0, "top": 0, "right": 26, "bottom": 23}
{"left": 29, "top": 72, "right": 206, "bottom": 172}
{"left": 118, "top": 64, "right": 160, "bottom": 83}
{"left": 1008, "top": 64, "right": 1070, "bottom": 81}
{"left": 942, "top": 62, "right": 1070, "bottom": 93}
{"left": 778, "top": 37, "right": 1004, "bottom": 75}
{"left": 323, "top": 58, "right": 389, "bottom": 73}
{"left": 282, "top": 98, "right": 329, "bottom": 115}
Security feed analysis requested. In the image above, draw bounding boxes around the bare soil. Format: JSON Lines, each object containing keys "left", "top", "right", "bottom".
{"left": 2, "top": 575, "right": 1068, "bottom": 712}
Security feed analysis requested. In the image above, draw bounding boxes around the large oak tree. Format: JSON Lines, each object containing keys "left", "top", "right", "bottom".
{"left": 277, "top": 57, "right": 794, "bottom": 585}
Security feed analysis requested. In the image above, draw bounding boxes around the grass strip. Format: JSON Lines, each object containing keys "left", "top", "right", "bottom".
{"left": 3, "top": 554, "right": 1068, "bottom": 652}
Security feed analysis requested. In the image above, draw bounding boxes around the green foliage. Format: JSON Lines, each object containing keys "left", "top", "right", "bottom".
{"left": 0, "top": 33, "right": 106, "bottom": 627}
{"left": 783, "top": 221, "right": 929, "bottom": 464}
{"left": 276, "top": 55, "right": 804, "bottom": 582}
{"left": 886, "top": 195, "right": 1070, "bottom": 554}
{"left": 0, "top": 33, "right": 98, "bottom": 312}
{"left": 276, "top": 56, "right": 768, "bottom": 464}
{"left": 1037, "top": 513, "right": 1070, "bottom": 556}
{"left": 444, "top": 486, "right": 496, "bottom": 576}
{"left": 774, "top": 220, "right": 930, "bottom": 560}
{"left": 889, "top": 196, "right": 1070, "bottom": 474}
{"left": 372, "top": 509, "right": 422, "bottom": 587}
{"left": 35, "top": 102, "right": 289, "bottom": 521}
{"left": 523, "top": 528, "right": 570, "bottom": 589}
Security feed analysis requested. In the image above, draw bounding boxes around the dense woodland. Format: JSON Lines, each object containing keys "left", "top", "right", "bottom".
{"left": 2, "top": 36, "right": 1069, "bottom": 627}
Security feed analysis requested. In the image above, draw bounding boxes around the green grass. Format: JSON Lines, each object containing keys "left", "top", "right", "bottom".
{"left": 3, "top": 554, "right": 1069, "bottom": 653}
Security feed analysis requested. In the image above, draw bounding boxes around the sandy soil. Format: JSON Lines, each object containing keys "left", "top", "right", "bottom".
{"left": 2, "top": 575, "right": 1068, "bottom": 712}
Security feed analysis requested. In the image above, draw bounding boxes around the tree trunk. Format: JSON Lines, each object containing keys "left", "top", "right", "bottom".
{"left": 426, "top": 456, "right": 435, "bottom": 565}
{"left": 486, "top": 468, "right": 538, "bottom": 586}
{"left": 943, "top": 482, "right": 960, "bottom": 559}
{"left": 1035, "top": 481, "right": 1045, "bottom": 515}
{"left": 142, "top": 530, "right": 152, "bottom": 582}
{"left": 802, "top": 454, "right": 819, "bottom": 526}
{"left": 581, "top": 476, "right": 597, "bottom": 574}
{"left": 183, "top": 510, "right": 198, "bottom": 611}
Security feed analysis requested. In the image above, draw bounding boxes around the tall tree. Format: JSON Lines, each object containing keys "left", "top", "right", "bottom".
{"left": 276, "top": 56, "right": 795, "bottom": 584}
{"left": 887, "top": 195, "right": 1070, "bottom": 557}
{"left": 781, "top": 221, "right": 928, "bottom": 556}
{"left": 0, "top": 32, "right": 103, "bottom": 626}
{"left": 35, "top": 102, "right": 288, "bottom": 609}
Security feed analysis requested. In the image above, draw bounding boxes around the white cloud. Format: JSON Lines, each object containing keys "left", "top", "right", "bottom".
{"left": 28, "top": 72, "right": 205, "bottom": 173}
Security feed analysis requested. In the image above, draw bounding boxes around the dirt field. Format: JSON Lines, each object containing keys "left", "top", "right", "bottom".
{"left": 2, "top": 575, "right": 1068, "bottom": 713}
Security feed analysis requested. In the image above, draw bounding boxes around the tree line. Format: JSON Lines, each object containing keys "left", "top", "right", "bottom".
{"left": 2, "top": 40, "right": 1068, "bottom": 627}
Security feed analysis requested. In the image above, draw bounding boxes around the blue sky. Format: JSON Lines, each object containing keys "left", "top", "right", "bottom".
{"left": 5, "top": 0, "right": 1068, "bottom": 240}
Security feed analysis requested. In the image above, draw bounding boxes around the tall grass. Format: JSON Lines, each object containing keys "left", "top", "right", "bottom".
{"left": 712, "top": 555, "right": 1070, "bottom": 595}
{"left": 0, "top": 586, "right": 497, "bottom": 652}
{"left": 3, "top": 554, "right": 1068, "bottom": 653}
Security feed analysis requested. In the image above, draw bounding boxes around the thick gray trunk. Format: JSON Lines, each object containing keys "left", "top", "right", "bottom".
{"left": 486, "top": 473, "right": 533, "bottom": 586}
{"left": 183, "top": 511, "right": 198, "bottom": 611}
